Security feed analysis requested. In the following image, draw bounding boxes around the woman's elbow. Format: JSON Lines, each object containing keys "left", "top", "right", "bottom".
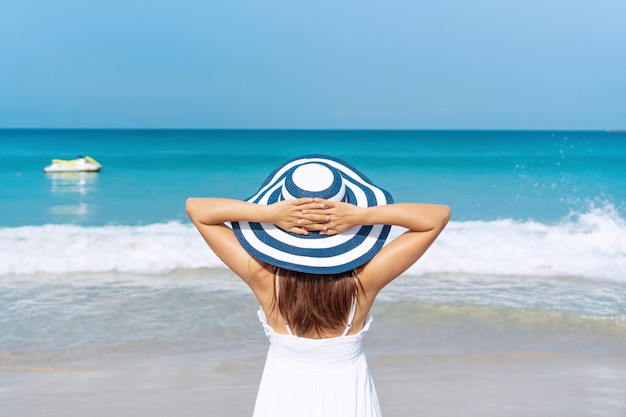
{"left": 439, "top": 205, "right": 451, "bottom": 228}
{"left": 185, "top": 197, "right": 199, "bottom": 219}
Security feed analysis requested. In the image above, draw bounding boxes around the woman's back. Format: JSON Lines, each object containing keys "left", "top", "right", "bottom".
{"left": 266, "top": 267, "right": 364, "bottom": 338}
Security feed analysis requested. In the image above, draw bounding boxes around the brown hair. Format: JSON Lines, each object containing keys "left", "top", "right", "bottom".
{"left": 273, "top": 267, "right": 361, "bottom": 337}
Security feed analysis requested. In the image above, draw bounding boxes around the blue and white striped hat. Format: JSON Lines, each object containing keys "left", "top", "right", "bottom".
{"left": 232, "top": 155, "right": 393, "bottom": 274}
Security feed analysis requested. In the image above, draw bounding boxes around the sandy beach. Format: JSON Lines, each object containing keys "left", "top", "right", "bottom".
{"left": 3, "top": 343, "right": 625, "bottom": 417}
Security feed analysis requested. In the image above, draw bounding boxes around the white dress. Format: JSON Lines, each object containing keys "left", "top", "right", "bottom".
{"left": 253, "top": 308, "right": 382, "bottom": 417}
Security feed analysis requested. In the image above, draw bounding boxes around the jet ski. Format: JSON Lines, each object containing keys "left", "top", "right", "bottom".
{"left": 43, "top": 156, "right": 102, "bottom": 173}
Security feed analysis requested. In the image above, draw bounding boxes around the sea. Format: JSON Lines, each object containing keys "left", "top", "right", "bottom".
{"left": 1, "top": 129, "right": 625, "bottom": 416}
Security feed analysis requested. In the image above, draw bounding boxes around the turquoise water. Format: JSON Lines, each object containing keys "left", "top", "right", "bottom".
{"left": 2, "top": 129, "right": 625, "bottom": 226}
{"left": 1, "top": 129, "right": 625, "bottom": 373}
{"left": 1, "top": 128, "right": 625, "bottom": 280}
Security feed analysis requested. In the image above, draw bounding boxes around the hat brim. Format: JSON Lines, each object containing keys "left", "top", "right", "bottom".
{"left": 232, "top": 155, "right": 393, "bottom": 274}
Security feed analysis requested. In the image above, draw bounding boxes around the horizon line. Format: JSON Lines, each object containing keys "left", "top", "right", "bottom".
{"left": 1, "top": 127, "right": 623, "bottom": 132}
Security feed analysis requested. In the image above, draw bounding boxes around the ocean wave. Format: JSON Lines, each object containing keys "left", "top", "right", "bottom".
{"left": 1, "top": 205, "right": 625, "bottom": 281}
{"left": 413, "top": 203, "right": 626, "bottom": 281}
{"left": 0, "top": 222, "right": 217, "bottom": 275}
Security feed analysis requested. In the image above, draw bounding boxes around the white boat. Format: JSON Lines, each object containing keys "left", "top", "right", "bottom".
{"left": 43, "top": 156, "right": 102, "bottom": 173}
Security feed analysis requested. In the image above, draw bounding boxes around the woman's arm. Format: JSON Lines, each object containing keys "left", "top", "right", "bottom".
{"left": 185, "top": 197, "right": 329, "bottom": 284}
{"left": 305, "top": 199, "right": 450, "bottom": 294}
{"left": 186, "top": 197, "right": 330, "bottom": 233}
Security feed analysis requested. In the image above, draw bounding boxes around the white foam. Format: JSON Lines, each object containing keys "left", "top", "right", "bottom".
{"left": 0, "top": 222, "right": 220, "bottom": 275}
{"left": 1, "top": 205, "right": 625, "bottom": 281}
{"left": 411, "top": 204, "right": 626, "bottom": 282}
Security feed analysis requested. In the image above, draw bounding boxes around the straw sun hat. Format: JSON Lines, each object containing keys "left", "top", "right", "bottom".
{"left": 232, "top": 155, "right": 393, "bottom": 274}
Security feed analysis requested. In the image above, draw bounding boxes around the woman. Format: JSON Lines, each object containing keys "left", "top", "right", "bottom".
{"left": 186, "top": 155, "right": 450, "bottom": 417}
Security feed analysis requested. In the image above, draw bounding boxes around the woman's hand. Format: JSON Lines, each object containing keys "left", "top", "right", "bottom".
{"left": 301, "top": 198, "right": 365, "bottom": 235}
{"left": 268, "top": 198, "right": 330, "bottom": 235}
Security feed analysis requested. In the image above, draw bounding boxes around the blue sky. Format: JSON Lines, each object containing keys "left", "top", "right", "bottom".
{"left": 1, "top": 0, "right": 625, "bottom": 129}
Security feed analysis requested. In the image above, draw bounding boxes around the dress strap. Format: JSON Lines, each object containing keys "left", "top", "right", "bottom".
{"left": 340, "top": 274, "right": 360, "bottom": 336}
{"left": 341, "top": 293, "right": 358, "bottom": 336}
{"left": 275, "top": 269, "right": 294, "bottom": 336}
